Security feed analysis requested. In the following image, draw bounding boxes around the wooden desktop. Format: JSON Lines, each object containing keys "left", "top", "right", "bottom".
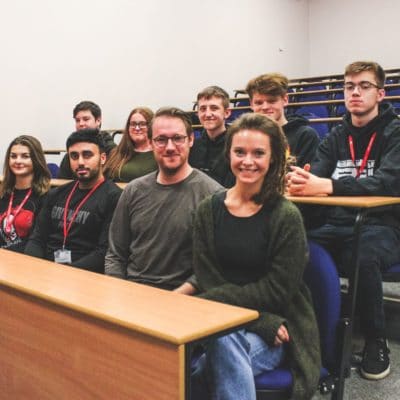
{"left": 0, "top": 250, "right": 258, "bottom": 399}
{"left": 286, "top": 195, "right": 400, "bottom": 208}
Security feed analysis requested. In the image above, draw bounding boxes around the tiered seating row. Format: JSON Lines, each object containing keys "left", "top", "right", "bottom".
{"left": 189, "top": 72, "right": 400, "bottom": 139}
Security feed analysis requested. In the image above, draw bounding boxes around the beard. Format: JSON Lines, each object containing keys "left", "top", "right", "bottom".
{"left": 74, "top": 167, "right": 101, "bottom": 183}
{"left": 159, "top": 164, "right": 181, "bottom": 176}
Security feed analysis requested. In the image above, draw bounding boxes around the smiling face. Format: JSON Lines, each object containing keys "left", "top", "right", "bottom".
{"left": 250, "top": 92, "right": 288, "bottom": 125}
{"left": 9, "top": 144, "right": 34, "bottom": 178}
{"left": 344, "top": 70, "right": 385, "bottom": 121}
{"left": 230, "top": 129, "right": 272, "bottom": 188}
{"left": 151, "top": 116, "right": 194, "bottom": 181}
{"left": 197, "top": 96, "right": 231, "bottom": 138}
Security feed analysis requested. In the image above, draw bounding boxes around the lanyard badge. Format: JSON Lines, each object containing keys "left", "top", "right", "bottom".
{"left": 348, "top": 132, "right": 376, "bottom": 178}
{"left": 4, "top": 189, "right": 32, "bottom": 236}
{"left": 54, "top": 178, "right": 105, "bottom": 264}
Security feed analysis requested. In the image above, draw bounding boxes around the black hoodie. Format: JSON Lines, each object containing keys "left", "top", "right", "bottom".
{"left": 283, "top": 115, "right": 320, "bottom": 167}
{"left": 311, "top": 103, "right": 400, "bottom": 226}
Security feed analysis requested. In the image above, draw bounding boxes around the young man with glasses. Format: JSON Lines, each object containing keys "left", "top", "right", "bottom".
{"left": 287, "top": 61, "right": 400, "bottom": 380}
{"left": 58, "top": 101, "right": 116, "bottom": 179}
{"left": 105, "top": 107, "right": 221, "bottom": 294}
{"left": 189, "top": 86, "right": 235, "bottom": 187}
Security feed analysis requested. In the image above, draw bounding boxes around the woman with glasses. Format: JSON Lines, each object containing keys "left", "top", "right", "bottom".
{"left": 104, "top": 107, "right": 157, "bottom": 182}
{"left": 191, "top": 113, "right": 320, "bottom": 400}
{"left": 0, "top": 135, "right": 51, "bottom": 253}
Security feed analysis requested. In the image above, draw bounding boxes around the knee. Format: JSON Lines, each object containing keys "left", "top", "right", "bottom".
{"left": 208, "top": 330, "right": 249, "bottom": 356}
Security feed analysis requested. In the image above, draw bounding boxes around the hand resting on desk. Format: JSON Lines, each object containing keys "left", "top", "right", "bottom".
{"left": 286, "top": 165, "right": 333, "bottom": 197}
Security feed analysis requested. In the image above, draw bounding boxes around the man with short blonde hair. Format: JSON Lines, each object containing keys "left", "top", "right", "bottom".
{"left": 247, "top": 73, "right": 319, "bottom": 167}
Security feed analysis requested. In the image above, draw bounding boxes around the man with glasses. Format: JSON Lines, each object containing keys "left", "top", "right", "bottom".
{"left": 287, "top": 61, "right": 400, "bottom": 380}
{"left": 105, "top": 107, "right": 221, "bottom": 294}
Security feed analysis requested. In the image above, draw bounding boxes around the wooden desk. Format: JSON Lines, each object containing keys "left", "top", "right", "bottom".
{"left": 287, "top": 195, "right": 400, "bottom": 398}
{"left": 44, "top": 149, "right": 66, "bottom": 155}
{"left": 286, "top": 195, "right": 400, "bottom": 208}
{"left": 0, "top": 250, "right": 258, "bottom": 399}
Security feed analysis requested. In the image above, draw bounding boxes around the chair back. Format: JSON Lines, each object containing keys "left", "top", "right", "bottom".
{"left": 305, "top": 241, "right": 342, "bottom": 370}
{"left": 255, "top": 241, "right": 343, "bottom": 399}
{"left": 47, "top": 163, "right": 59, "bottom": 178}
{"left": 383, "top": 263, "right": 400, "bottom": 282}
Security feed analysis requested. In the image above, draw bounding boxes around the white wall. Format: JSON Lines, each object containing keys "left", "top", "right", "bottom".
{"left": 0, "top": 0, "right": 309, "bottom": 163}
{"left": 308, "top": 0, "right": 400, "bottom": 75}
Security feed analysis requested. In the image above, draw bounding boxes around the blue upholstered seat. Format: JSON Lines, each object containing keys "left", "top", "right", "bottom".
{"left": 255, "top": 241, "right": 348, "bottom": 400}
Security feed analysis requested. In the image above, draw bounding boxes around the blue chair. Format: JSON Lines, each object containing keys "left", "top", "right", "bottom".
{"left": 385, "top": 86, "right": 400, "bottom": 96}
{"left": 296, "top": 85, "right": 329, "bottom": 102}
{"left": 294, "top": 110, "right": 330, "bottom": 139}
{"left": 47, "top": 163, "right": 59, "bottom": 178}
{"left": 295, "top": 105, "right": 329, "bottom": 119}
{"left": 332, "top": 92, "right": 346, "bottom": 117}
{"left": 383, "top": 264, "right": 400, "bottom": 282}
{"left": 255, "top": 241, "right": 351, "bottom": 400}
{"left": 193, "top": 128, "right": 202, "bottom": 139}
{"left": 227, "top": 106, "right": 251, "bottom": 124}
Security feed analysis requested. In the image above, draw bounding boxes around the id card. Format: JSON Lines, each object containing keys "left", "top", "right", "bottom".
{"left": 54, "top": 248, "right": 72, "bottom": 264}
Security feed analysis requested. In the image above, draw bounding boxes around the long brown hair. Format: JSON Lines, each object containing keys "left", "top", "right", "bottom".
{"left": 1, "top": 135, "right": 51, "bottom": 197}
{"left": 225, "top": 113, "right": 288, "bottom": 204}
{"left": 104, "top": 107, "right": 153, "bottom": 179}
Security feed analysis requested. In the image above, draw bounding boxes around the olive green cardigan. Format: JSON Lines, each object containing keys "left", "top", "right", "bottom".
{"left": 193, "top": 194, "right": 321, "bottom": 400}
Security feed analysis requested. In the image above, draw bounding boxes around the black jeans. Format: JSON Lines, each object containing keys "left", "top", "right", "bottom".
{"left": 308, "top": 223, "right": 400, "bottom": 339}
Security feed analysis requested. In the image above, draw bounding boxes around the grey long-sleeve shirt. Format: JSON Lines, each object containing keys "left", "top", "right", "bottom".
{"left": 105, "top": 169, "right": 222, "bottom": 290}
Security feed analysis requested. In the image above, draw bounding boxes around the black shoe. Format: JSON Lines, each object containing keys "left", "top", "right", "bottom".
{"left": 360, "top": 338, "right": 390, "bottom": 380}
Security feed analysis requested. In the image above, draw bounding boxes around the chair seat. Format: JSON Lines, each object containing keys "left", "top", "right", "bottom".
{"left": 255, "top": 366, "right": 329, "bottom": 391}
{"left": 255, "top": 368, "right": 293, "bottom": 390}
{"left": 383, "top": 263, "right": 400, "bottom": 282}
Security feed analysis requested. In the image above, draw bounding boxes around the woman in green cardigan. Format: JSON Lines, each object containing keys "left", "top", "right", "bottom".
{"left": 104, "top": 107, "right": 157, "bottom": 182}
{"left": 191, "top": 113, "right": 321, "bottom": 400}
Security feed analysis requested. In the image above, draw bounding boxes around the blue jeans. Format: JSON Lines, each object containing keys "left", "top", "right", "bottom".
{"left": 308, "top": 223, "right": 400, "bottom": 339}
{"left": 191, "top": 330, "right": 285, "bottom": 400}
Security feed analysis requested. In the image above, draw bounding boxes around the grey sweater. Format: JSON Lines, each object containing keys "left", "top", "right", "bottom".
{"left": 105, "top": 169, "right": 222, "bottom": 289}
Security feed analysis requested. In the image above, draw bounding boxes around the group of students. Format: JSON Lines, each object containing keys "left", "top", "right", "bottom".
{"left": 0, "top": 59, "right": 399, "bottom": 399}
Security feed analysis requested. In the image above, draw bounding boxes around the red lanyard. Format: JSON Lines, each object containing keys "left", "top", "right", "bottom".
{"left": 348, "top": 132, "right": 376, "bottom": 178}
{"left": 5, "top": 188, "right": 32, "bottom": 235}
{"left": 63, "top": 178, "right": 105, "bottom": 248}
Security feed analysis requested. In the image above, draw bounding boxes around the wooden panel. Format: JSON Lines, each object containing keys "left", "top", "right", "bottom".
{"left": 0, "top": 250, "right": 258, "bottom": 345}
{"left": 0, "top": 285, "right": 181, "bottom": 400}
{"left": 287, "top": 195, "right": 400, "bottom": 208}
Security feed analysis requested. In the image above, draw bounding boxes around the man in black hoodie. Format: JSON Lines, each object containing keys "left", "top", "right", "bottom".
{"left": 246, "top": 73, "right": 319, "bottom": 167}
{"left": 189, "top": 86, "right": 235, "bottom": 187}
{"left": 287, "top": 61, "right": 400, "bottom": 381}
